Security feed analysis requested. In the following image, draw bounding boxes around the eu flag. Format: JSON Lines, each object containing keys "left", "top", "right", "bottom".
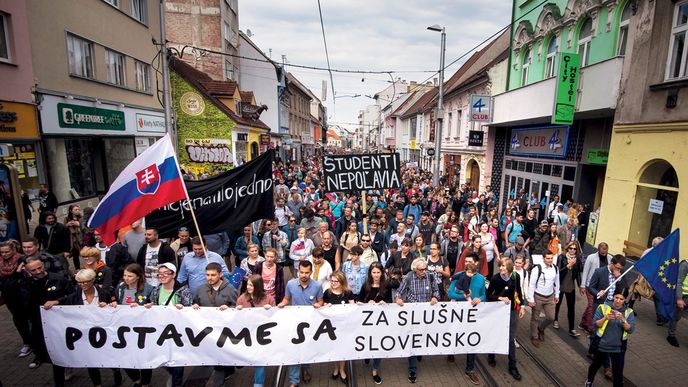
{"left": 634, "top": 229, "right": 681, "bottom": 319}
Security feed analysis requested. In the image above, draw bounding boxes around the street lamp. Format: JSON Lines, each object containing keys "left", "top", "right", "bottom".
{"left": 427, "top": 24, "right": 445, "bottom": 187}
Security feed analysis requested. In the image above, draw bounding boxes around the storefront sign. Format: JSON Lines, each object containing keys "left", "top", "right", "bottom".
{"left": 184, "top": 139, "right": 233, "bottom": 164}
{"left": 552, "top": 53, "right": 580, "bottom": 125}
{"left": 260, "top": 133, "right": 270, "bottom": 145}
{"left": 410, "top": 140, "right": 417, "bottom": 150}
{"left": 0, "top": 102, "right": 40, "bottom": 139}
{"left": 510, "top": 126, "right": 569, "bottom": 158}
{"left": 586, "top": 149, "right": 609, "bottom": 165}
{"left": 468, "top": 130, "right": 484, "bottom": 146}
{"left": 57, "top": 103, "right": 125, "bottom": 131}
{"left": 469, "top": 95, "right": 492, "bottom": 122}
{"left": 135, "top": 113, "right": 166, "bottom": 133}
{"left": 648, "top": 199, "right": 664, "bottom": 215}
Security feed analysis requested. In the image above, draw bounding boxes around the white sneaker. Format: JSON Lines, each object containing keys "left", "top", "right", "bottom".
{"left": 18, "top": 345, "right": 32, "bottom": 358}
{"left": 553, "top": 321, "right": 560, "bottom": 329}
{"left": 28, "top": 358, "right": 41, "bottom": 369}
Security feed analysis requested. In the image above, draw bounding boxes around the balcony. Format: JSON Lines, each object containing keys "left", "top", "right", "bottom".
{"left": 492, "top": 56, "right": 624, "bottom": 126}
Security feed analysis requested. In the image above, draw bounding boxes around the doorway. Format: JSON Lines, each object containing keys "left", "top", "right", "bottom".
{"left": 250, "top": 142, "right": 259, "bottom": 160}
{"left": 466, "top": 159, "right": 480, "bottom": 190}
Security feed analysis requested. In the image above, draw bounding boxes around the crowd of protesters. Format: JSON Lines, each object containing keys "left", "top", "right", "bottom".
{"left": 1, "top": 158, "right": 683, "bottom": 387}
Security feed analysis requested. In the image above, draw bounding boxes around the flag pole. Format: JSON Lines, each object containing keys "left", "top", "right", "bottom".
{"left": 597, "top": 265, "right": 635, "bottom": 299}
{"left": 168, "top": 134, "right": 209, "bottom": 263}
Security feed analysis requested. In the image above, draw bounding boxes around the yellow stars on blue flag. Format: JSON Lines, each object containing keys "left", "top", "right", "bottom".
{"left": 658, "top": 258, "right": 678, "bottom": 289}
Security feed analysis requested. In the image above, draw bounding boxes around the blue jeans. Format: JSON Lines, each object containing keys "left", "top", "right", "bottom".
{"left": 288, "top": 365, "right": 301, "bottom": 385}
{"left": 254, "top": 366, "right": 266, "bottom": 387}
{"left": 408, "top": 356, "right": 417, "bottom": 373}
{"left": 465, "top": 354, "right": 476, "bottom": 372}
{"left": 372, "top": 358, "right": 382, "bottom": 371}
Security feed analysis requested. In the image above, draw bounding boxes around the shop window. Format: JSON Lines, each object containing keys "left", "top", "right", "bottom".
{"left": 543, "top": 164, "right": 552, "bottom": 176}
{"left": 564, "top": 166, "right": 576, "bottom": 181}
{"left": 45, "top": 138, "right": 96, "bottom": 202}
{"left": 533, "top": 162, "right": 543, "bottom": 175}
{"left": 617, "top": 2, "right": 631, "bottom": 56}
{"left": 104, "top": 138, "right": 135, "bottom": 184}
{"left": 525, "top": 162, "right": 533, "bottom": 173}
{"left": 551, "top": 164, "right": 563, "bottom": 177}
{"left": 666, "top": 1, "right": 688, "bottom": 80}
{"left": 629, "top": 160, "right": 679, "bottom": 248}
{"left": 517, "top": 161, "right": 526, "bottom": 172}
{"left": 235, "top": 141, "right": 247, "bottom": 165}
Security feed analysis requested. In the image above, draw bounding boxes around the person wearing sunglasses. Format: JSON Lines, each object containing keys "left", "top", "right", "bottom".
{"left": 554, "top": 242, "right": 582, "bottom": 337}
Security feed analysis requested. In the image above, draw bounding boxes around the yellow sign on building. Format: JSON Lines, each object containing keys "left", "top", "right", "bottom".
{"left": 410, "top": 139, "right": 417, "bottom": 150}
{"left": 0, "top": 101, "right": 40, "bottom": 139}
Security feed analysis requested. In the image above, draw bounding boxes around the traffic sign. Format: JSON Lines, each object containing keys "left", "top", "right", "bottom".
{"left": 427, "top": 148, "right": 435, "bottom": 156}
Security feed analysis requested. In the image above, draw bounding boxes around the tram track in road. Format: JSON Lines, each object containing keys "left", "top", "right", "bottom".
{"left": 515, "top": 338, "right": 567, "bottom": 387}
{"left": 474, "top": 357, "right": 500, "bottom": 387}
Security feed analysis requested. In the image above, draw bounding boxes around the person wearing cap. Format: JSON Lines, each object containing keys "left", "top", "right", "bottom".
{"left": 530, "top": 220, "right": 550, "bottom": 256}
{"left": 144, "top": 262, "right": 192, "bottom": 387}
{"left": 503, "top": 237, "right": 531, "bottom": 263}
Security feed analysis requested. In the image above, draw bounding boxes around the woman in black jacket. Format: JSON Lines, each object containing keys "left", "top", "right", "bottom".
{"left": 44, "top": 269, "right": 112, "bottom": 387}
{"left": 554, "top": 242, "right": 583, "bottom": 337}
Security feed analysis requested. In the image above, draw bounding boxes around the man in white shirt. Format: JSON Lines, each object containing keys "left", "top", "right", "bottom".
{"left": 527, "top": 253, "right": 560, "bottom": 348}
{"left": 359, "top": 234, "right": 378, "bottom": 266}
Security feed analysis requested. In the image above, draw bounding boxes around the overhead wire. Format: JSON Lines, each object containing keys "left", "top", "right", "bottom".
{"left": 317, "top": 0, "right": 336, "bottom": 105}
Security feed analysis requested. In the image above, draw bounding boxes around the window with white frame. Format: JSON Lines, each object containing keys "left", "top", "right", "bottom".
{"left": 521, "top": 47, "right": 532, "bottom": 86}
{"left": 445, "top": 111, "right": 452, "bottom": 139}
{"left": 666, "top": 1, "right": 688, "bottom": 79}
{"left": 410, "top": 116, "right": 417, "bottom": 139}
{"left": 223, "top": 21, "right": 231, "bottom": 46}
{"left": 104, "top": 0, "right": 119, "bottom": 7}
{"left": 578, "top": 18, "right": 593, "bottom": 66}
{"left": 0, "top": 13, "right": 10, "bottom": 62}
{"left": 66, "top": 34, "right": 94, "bottom": 78}
{"left": 105, "top": 50, "right": 126, "bottom": 86}
{"left": 617, "top": 2, "right": 632, "bottom": 55}
{"left": 545, "top": 36, "right": 557, "bottom": 77}
{"left": 131, "top": 0, "right": 147, "bottom": 24}
{"left": 135, "top": 60, "right": 151, "bottom": 92}
{"left": 455, "top": 109, "right": 462, "bottom": 139}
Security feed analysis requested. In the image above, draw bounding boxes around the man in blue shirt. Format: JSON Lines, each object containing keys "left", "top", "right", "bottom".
{"left": 403, "top": 196, "right": 422, "bottom": 226}
{"left": 277, "top": 261, "right": 324, "bottom": 387}
{"left": 177, "top": 237, "right": 230, "bottom": 297}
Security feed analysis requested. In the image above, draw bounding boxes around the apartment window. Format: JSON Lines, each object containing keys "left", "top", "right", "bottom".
{"left": 456, "top": 109, "right": 462, "bottom": 139}
{"left": 410, "top": 116, "right": 417, "bottom": 139}
{"left": 0, "top": 13, "right": 10, "bottom": 62}
{"left": 521, "top": 47, "right": 532, "bottom": 86}
{"left": 131, "top": 0, "right": 147, "bottom": 24}
{"left": 578, "top": 18, "right": 593, "bottom": 66}
{"left": 617, "top": 3, "right": 632, "bottom": 55}
{"left": 66, "top": 34, "right": 94, "bottom": 78}
{"left": 666, "top": 1, "right": 688, "bottom": 79}
{"left": 223, "top": 21, "right": 231, "bottom": 45}
{"left": 544, "top": 37, "right": 557, "bottom": 77}
{"left": 105, "top": 50, "right": 126, "bottom": 86}
{"left": 104, "top": 0, "right": 119, "bottom": 7}
{"left": 235, "top": 100, "right": 242, "bottom": 114}
{"left": 445, "top": 112, "right": 452, "bottom": 139}
{"left": 135, "top": 60, "right": 151, "bottom": 92}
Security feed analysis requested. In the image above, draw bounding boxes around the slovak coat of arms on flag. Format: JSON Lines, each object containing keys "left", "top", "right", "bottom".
{"left": 136, "top": 164, "right": 161, "bottom": 195}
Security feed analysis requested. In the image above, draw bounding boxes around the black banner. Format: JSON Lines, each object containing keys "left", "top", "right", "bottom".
{"left": 146, "top": 150, "right": 274, "bottom": 237}
{"left": 323, "top": 153, "right": 401, "bottom": 192}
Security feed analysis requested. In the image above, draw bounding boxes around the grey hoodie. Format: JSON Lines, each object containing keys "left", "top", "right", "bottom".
{"left": 193, "top": 278, "right": 238, "bottom": 307}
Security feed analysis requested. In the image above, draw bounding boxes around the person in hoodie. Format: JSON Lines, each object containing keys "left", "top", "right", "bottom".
{"left": 192, "top": 262, "right": 238, "bottom": 386}
{"left": 585, "top": 287, "right": 635, "bottom": 387}
{"left": 144, "top": 263, "right": 193, "bottom": 387}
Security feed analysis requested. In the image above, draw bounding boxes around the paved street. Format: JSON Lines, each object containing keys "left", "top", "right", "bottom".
{"left": 2, "top": 287, "right": 687, "bottom": 387}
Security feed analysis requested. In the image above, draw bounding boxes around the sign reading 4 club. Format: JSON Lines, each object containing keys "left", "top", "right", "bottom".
{"left": 136, "top": 164, "right": 161, "bottom": 195}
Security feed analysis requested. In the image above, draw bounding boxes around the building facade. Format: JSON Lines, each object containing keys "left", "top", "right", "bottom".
{"left": 28, "top": 0, "right": 166, "bottom": 205}
{"left": 489, "top": 0, "right": 632, "bottom": 217}
{"left": 595, "top": 0, "right": 688, "bottom": 256}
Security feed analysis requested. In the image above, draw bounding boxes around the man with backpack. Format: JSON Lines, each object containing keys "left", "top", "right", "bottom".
{"left": 526, "top": 253, "right": 560, "bottom": 348}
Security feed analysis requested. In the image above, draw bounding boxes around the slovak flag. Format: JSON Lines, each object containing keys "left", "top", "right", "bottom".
{"left": 88, "top": 134, "right": 187, "bottom": 245}
{"left": 293, "top": 240, "right": 306, "bottom": 252}
{"left": 325, "top": 192, "right": 338, "bottom": 203}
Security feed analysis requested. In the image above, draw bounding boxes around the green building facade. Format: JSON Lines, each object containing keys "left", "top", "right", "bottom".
{"left": 508, "top": 0, "right": 633, "bottom": 90}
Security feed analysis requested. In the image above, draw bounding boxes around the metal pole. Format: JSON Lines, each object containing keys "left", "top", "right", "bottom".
{"left": 432, "top": 28, "right": 446, "bottom": 187}
{"left": 159, "top": 0, "right": 175, "bottom": 145}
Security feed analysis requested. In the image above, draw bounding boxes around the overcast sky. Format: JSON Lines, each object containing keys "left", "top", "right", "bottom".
{"left": 239, "top": 0, "right": 512, "bottom": 131}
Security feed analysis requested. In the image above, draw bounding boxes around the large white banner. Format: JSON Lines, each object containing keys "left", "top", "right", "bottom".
{"left": 41, "top": 302, "right": 510, "bottom": 368}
